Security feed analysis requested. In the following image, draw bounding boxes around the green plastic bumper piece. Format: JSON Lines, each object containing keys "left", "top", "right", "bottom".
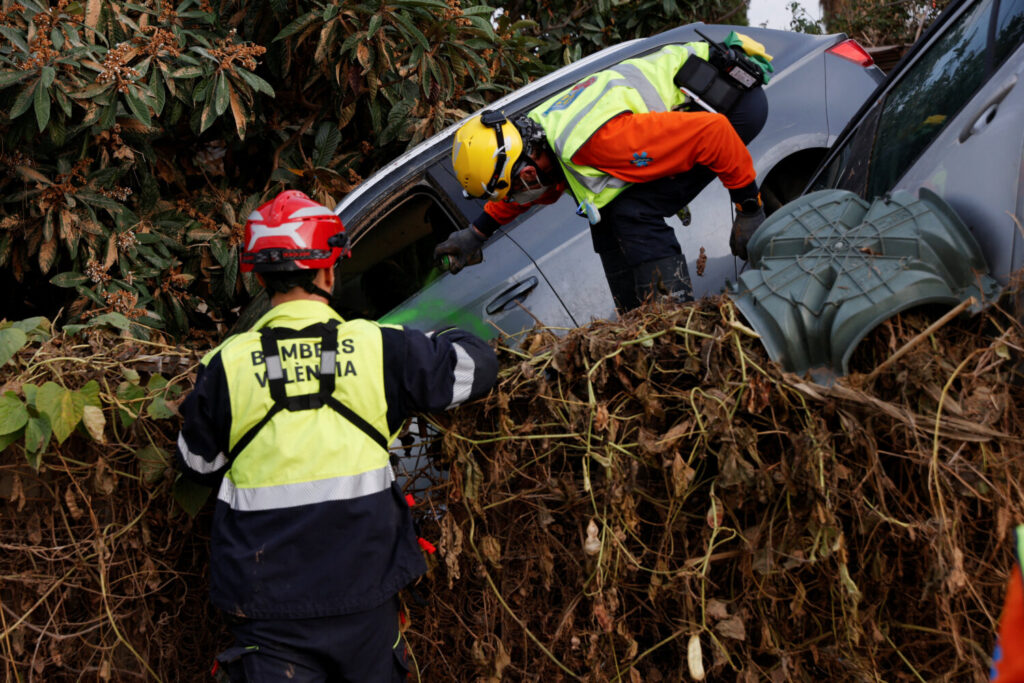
{"left": 728, "top": 188, "right": 1001, "bottom": 382}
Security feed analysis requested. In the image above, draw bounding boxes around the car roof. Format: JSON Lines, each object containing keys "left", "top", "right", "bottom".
{"left": 334, "top": 22, "right": 844, "bottom": 234}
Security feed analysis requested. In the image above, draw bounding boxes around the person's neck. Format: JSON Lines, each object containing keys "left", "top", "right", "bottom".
{"left": 269, "top": 290, "right": 330, "bottom": 307}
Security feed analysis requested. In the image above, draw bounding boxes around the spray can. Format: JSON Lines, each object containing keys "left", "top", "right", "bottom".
{"left": 436, "top": 250, "right": 483, "bottom": 273}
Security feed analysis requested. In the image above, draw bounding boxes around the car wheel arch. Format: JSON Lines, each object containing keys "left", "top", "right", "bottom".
{"left": 756, "top": 145, "right": 831, "bottom": 216}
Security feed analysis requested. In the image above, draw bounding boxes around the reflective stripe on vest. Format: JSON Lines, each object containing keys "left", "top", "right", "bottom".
{"left": 549, "top": 61, "right": 668, "bottom": 159}
{"left": 178, "top": 432, "right": 227, "bottom": 474}
{"left": 448, "top": 341, "right": 477, "bottom": 409}
{"left": 529, "top": 43, "right": 709, "bottom": 210}
{"left": 218, "top": 464, "right": 395, "bottom": 511}
{"left": 1016, "top": 525, "right": 1024, "bottom": 570}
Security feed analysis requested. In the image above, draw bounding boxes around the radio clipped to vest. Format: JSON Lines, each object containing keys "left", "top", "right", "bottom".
{"left": 674, "top": 29, "right": 767, "bottom": 113}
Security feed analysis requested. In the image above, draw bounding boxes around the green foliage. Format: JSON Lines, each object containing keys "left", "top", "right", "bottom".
{"left": 0, "top": 0, "right": 552, "bottom": 337}
{"left": 495, "top": 0, "right": 745, "bottom": 67}
{"left": 0, "top": 391, "right": 29, "bottom": 436}
{"left": 35, "top": 380, "right": 92, "bottom": 443}
{"left": 786, "top": 2, "right": 824, "bottom": 35}
{"left": 0, "top": 316, "right": 190, "bottom": 477}
{"left": 824, "top": 0, "right": 953, "bottom": 46}
{"left": 0, "top": 376, "right": 106, "bottom": 461}
{"left": 135, "top": 443, "right": 170, "bottom": 484}
{"left": 0, "top": 327, "right": 28, "bottom": 366}
{"left": 260, "top": 0, "right": 547, "bottom": 148}
{"left": 173, "top": 475, "right": 213, "bottom": 517}
{"left": 0, "top": 0, "right": 269, "bottom": 336}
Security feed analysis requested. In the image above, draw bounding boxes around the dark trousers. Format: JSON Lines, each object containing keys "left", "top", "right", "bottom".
{"left": 214, "top": 596, "right": 409, "bottom": 682}
{"left": 592, "top": 86, "right": 769, "bottom": 310}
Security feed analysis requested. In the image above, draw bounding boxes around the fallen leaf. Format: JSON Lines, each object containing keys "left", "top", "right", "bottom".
{"left": 82, "top": 405, "right": 106, "bottom": 443}
{"left": 480, "top": 535, "right": 502, "bottom": 568}
{"left": 584, "top": 518, "right": 601, "bottom": 557}
{"left": 715, "top": 615, "right": 746, "bottom": 641}
{"left": 706, "top": 598, "right": 729, "bottom": 621}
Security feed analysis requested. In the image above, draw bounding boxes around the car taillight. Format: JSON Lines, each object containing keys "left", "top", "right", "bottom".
{"left": 826, "top": 39, "right": 875, "bottom": 67}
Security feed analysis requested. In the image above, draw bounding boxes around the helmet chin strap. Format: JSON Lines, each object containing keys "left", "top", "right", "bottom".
{"left": 304, "top": 265, "right": 335, "bottom": 302}
{"left": 304, "top": 283, "right": 334, "bottom": 301}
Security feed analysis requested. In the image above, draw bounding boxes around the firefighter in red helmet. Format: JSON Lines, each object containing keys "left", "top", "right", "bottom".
{"left": 175, "top": 191, "right": 498, "bottom": 681}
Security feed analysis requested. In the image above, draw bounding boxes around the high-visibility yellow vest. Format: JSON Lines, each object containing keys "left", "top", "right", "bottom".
{"left": 528, "top": 42, "right": 710, "bottom": 212}
{"left": 212, "top": 303, "right": 393, "bottom": 511}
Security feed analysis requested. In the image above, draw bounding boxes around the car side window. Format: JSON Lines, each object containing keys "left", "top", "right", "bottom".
{"left": 814, "top": 0, "right": 1024, "bottom": 198}
{"left": 813, "top": 101, "right": 885, "bottom": 195}
{"left": 866, "top": 0, "right": 995, "bottom": 198}
{"left": 333, "top": 192, "right": 458, "bottom": 320}
{"left": 995, "top": 0, "right": 1024, "bottom": 63}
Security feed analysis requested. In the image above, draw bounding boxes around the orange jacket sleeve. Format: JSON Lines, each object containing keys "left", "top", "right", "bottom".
{"left": 993, "top": 567, "right": 1024, "bottom": 682}
{"left": 474, "top": 182, "right": 567, "bottom": 236}
{"left": 571, "top": 111, "right": 756, "bottom": 190}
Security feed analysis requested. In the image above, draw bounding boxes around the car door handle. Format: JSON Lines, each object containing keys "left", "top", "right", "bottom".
{"left": 959, "top": 74, "right": 1017, "bottom": 143}
{"left": 486, "top": 276, "right": 539, "bottom": 314}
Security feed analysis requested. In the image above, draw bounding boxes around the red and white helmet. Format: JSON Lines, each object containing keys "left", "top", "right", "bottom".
{"left": 240, "top": 190, "right": 351, "bottom": 273}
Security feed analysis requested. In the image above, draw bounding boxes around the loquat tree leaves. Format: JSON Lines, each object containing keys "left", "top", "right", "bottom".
{"left": 0, "top": 0, "right": 553, "bottom": 337}
{"left": 0, "top": 0, "right": 274, "bottom": 337}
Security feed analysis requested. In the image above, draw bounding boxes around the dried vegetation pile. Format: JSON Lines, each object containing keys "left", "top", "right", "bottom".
{"left": 2, "top": 289, "right": 1023, "bottom": 681}
{"left": 411, "top": 294, "right": 1024, "bottom": 682}
{"left": 0, "top": 331, "right": 219, "bottom": 680}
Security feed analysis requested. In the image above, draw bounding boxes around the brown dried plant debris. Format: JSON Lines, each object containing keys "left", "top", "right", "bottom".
{"left": 410, "top": 293, "right": 1024, "bottom": 682}
{"left": 3, "top": 287, "right": 1024, "bottom": 681}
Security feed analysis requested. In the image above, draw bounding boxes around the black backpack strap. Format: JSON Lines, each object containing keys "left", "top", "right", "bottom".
{"left": 323, "top": 396, "right": 389, "bottom": 451}
{"left": 228, "top": 320, "right": 389, "bottom": 459}
{"left": 259, "top": 320, "right": 338, "bottom": 409}
{"left": 228, "top": 402, "right": 285, "bottom": 461}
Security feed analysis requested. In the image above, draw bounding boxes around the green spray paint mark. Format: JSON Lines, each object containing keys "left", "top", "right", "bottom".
{"left": 421, "top": 265, "right": 445, "bottom": 288}
{"left": 379, "top": 296, "right": 493, "bottom": 340}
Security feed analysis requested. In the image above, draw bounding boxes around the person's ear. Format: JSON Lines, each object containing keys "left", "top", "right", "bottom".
{"left": 320, "top": 267, "right": 336, "bottom": 294}
{"left": 537, "top": 147, "right": 555, "bottom": 172}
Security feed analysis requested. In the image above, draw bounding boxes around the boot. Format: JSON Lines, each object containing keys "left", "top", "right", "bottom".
{"left": 598, "top": 251, "right": 641, "bottom": 313}
{"left": 632, "top": 254, "right": 693, "bottom": 305}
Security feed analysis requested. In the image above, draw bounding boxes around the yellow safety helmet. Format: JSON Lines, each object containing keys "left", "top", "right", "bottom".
{"left": 452, "top": 111, "right": 524, "bottom": 201}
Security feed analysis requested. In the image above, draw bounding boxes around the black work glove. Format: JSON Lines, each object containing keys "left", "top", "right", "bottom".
{"left": 730, "top": 202, "right": 765, "bottom": 261}
{"left": 434, "top": 226, "right": 486, "bottom": 274}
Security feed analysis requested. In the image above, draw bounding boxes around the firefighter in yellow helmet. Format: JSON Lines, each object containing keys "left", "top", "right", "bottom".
{"left": 437, "top": 35, "right": 773, "bottom": 311}
{"left": 175, "top": 191, "right": 498, "bottom": 681}
{"left": 451, "top": 112, "right": 525, "bottom": 201}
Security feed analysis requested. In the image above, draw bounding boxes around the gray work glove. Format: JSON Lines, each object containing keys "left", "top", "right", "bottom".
{"left": 730, "top": 204, "right": 765, "bottom": 261}
{"left": 434, "top": 226, "right": 486, "bottom": 274}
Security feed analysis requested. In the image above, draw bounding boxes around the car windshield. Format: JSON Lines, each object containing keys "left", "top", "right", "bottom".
{"left": 813, "top": 0, "right": 1024, "bottom": 198}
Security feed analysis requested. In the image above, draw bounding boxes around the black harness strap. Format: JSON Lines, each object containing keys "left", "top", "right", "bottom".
{"left": 323, "top": 396, "right": 389, "bottom": 451}
{"left": 228, "top": 320, "right": 389, "bottom": 459}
